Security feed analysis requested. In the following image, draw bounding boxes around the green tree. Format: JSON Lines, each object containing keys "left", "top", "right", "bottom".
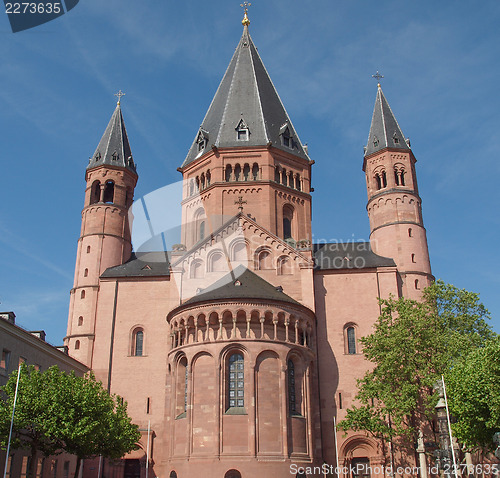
{"left": 338, "top": 280, "right": 494, "bottom": 455}
{"left": 445, "top": 336, "right": 500, "bottom": 451}
{"left": 0, "top": 365, "right": 140, "bottom": 478}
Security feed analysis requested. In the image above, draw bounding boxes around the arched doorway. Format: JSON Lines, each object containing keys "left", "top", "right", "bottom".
{"left": 224, "top": 470, "right": 242, "bottom": 478}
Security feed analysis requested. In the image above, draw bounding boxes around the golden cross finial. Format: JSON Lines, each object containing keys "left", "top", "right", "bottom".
{"left": 240, "top": 1, "right": 251, "bottom": 26}
{"left": 372, "top": 71, "right": 384, "bottom": 88}
{"left": 235, "top": 196, "right": 247, "bottom": 212}
{"left": 114, "top": 90, "right": 126, "bottom": 105}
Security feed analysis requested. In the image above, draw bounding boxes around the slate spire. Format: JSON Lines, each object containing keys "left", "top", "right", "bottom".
{"left": 365, "top": 85, "right": 410, "bottom": 157}
{"left": 88, "top": 102, "right": 136, "bottom": 173}
{"left": 182, "top": 24, "right": 308, "bottom": 167}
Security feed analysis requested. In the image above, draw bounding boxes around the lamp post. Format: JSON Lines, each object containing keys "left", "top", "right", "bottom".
{"left": 435, "top": 393, "right": 452, "bottom": 478}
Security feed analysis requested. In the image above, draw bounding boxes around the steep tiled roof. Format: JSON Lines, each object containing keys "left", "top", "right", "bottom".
{"left": 182, "top": 25, "right": 309, "bottom": 167}
{"left": 87, "top": 103, "right": 137, "bottom": 173}
{"left": 313, "top": 242, "right": 395, "bottom": 270}
{"left": 365, "top": 85, "right": 410, "bottom": 157}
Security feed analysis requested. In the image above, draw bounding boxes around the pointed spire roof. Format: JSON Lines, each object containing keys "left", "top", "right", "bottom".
{"left": 88, "top": 103, "right": 137, "bottom": 173}
{"left": 365, "top": 85, "right": 410, "bottom": 157}
{"left": 181, "top": 25, "right": 309, "bottom": 168}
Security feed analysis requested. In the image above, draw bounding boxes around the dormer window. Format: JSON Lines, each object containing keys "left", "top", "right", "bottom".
{"left": 373, "top": 136, "right": 379, "bottom": 147}
{"left": 279, "top": 124, "right": 293, "bottom": 149}
{"left": 94, "top": 151, "right": 101, "bottom": 161}
{"left": 236, "top": 119, "right": 250, "bottom": 141}
{"left": 111, "top": 151, "right": 119, "bottom": 161}
{"left": 196, "top": 129, "right": 209, "bottom": 153}
{"left": 393, "top": 132, "right": 400, "bottom": 145}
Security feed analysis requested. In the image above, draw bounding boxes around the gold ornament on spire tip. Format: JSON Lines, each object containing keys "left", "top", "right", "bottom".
{"left": 114, "top": 89, "right": 125, "bottom": 105}
{"left": 241, "top": 1, "right": 251, "bottom": 26}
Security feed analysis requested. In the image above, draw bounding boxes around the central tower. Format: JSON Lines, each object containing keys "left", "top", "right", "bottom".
{"left": 178, "top": 17, "right": 314, "bottom": 251}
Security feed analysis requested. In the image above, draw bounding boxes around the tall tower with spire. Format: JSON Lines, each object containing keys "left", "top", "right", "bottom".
{"left": 65, "top": 99, "right": 137, "bottom": 366}
{"left": 364, "top": 83, "right": 432, "bottom": 298}
{"left": 178, "top": 12, "right": 313, "bottom": 251}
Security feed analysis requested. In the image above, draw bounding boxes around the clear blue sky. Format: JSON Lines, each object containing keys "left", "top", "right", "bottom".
{"left": 1, "top": 0, "right": 499, "bottom": 345}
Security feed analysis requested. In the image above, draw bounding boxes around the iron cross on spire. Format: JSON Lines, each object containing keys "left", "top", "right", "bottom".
{"left": 114, "top": 90, "right": 126, "bottom": 105}
{"left": 235, "top": 196, "right": 247, "bottom": 212}
{"left": 372, "top": 71, "right": 384, "bottom": 86}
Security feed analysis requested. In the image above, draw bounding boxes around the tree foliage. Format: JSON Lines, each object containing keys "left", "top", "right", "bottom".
{"left": 445, "top": 336, "right": 500, "bottom": 451}
{"left": 338, "top": 280, "right": 495, "bottom": 452}
{"left": 0, "top": 365, "right": 140, "bottom": 477}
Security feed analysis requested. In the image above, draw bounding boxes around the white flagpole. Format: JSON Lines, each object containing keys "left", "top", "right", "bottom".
{"left": 442, "top": 376, "right": 458, "bottom": 478}
{"left": 3, "top": 365, "right": 22, "bottom": 478}
{"left": 146, "top": 420, "right": 151, "bottom": 478}
{"left": 333, "top": 416, "right": 340, "bottom": 477}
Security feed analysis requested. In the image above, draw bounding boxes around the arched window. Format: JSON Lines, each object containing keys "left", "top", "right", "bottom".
{"left": 394, "top": 169, "right": 400, "bottom": 186}
{"left": 228, "top": 353, "right": 244, "bottom": 409}
{"left": 169, "top": 472, "right": 178, "bottom": 478}
{"left": 78, "top": 316, "right": 83, "bottom": 326}
{"left": 257, "top": 250, "right": 272, "bottom": 270}
{"left": 206, "top": 169, "right": 211, "bottom": 186}
{"left": 84, "top": 268, "right": 88, "bottom": 277}
{"left": 252, "top": 163, "right": 259, "bottom": 180}
{"left": 288, "top": 359, "right": 296, "bottom": 415}
{"left": 296, "top": 174, "right": 301, "bottom": 191}
{"left": 232, "top": 241, "right": 247, "bottom": 262}
{"left": 411, "top": 253, "right": 416, "bottom": 263}
{"left": 382, "top": 171, "right": 387, "bottom": 188}
{"left": 209, "top": 251, "right": 227, "bottom": 272}
{"left": 289, "top": 171, "right": 294, "bottom": 188}
{"left": 90, "top": 181, "right": 101, "bottom": 205}
{"left": 103, "top": 181, "right": 114, "bottom": 204}
{"left": 225, "top": 164, "right": 232, "bottom": 182}
{"left": 200, "top": 221, "right": 205, "bottom": 241}
{"left": 347, "top": 327, "right": 356, "bottom": 354}
{"left": 278, "top": 256, "right": 293, "bottom": 275}
{"left": 75, "top": 340, "right": 80, "bottom": 350}
{"left": 224, "top": 471, "right": 242, "bottom": 478}
{"left": 234, "top": 164, "right": 241, "bottom": 181}
{"left": 190, "top": 260, "right": 204, "bottom": 279}
{"left": 175, "top": 357, "right": 188, "bottom": 418}
{"left": 400, "top": 170, "right": 406, "bottom": 186}
{"left": 375, "top": 174, "right": 382, "bottom": 190}
{"left": 282, "top": 168, "right": 288, "bottom": 187}
{"left": 86, "top": 245, "right": 91, "bottom": 253}
{"left": 243, "top": 163, "right": 250, "bottom": 181}
{"left": 193, "top": 208, "right": 206, "bottom": 243}
{"left": 408, "top": 228, "right": 412, "bottom": 237}
{"left": 283, "top": 205, "right": 294, "bottom": 240}
{"left": 200, "top": 173, "right": 205, "bottom": 190}
{"left": 415, "top": 279, "right": 420, "bottom": 290}
{"left": 133, "top": 329, "right": 144, "bottom": 356}
{"left": 80, "top": 290, "right": 85, "bottom": 299}
{"left": 275, "top": 167, "right": 281, "bottom": 182}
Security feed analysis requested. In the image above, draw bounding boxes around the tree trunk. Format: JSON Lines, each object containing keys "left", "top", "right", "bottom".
{"left": 74, "top": 456, "right": 83, "bottom": 478}
{"left": 28, "top": 443, "right": 38, "bottom": 478}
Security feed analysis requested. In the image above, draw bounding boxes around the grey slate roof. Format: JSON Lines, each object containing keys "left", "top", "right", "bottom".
{"left": 101, "top": 252, "right": 170, "bottom": 278}
{"left": 313, "top": 242, "right": 396, "bottom": 270}
{"left": 182, "top": 265, "right": 301, "bottom": 307}
{"left": 365, "top": 86, "right": 410, "bottom": 157}
{"left": 87, "top": 103, "right": 137, "bottom": 173}
{"left": 181, "top": 25, "right": 309, "bottom": 168}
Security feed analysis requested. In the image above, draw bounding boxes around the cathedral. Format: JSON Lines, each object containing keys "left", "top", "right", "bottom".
{"left": 65, "top": 10, "right": 433, "bottom": 478}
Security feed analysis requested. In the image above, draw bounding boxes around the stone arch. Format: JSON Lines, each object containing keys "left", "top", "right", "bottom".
{"left": 339, "top": 434, "right": 379, "bottom": 463}
{"left": 229, "top": 238, "right": 248, "bottom": 263}
{"left": 90, "top": 180, "right": 101, "bottom": 205}
{"left": 277, "top": 255, "right": 293, "bottom": 275}
{"left": 208, "top": 250, "right": 228, "bottom": 272}
{"left": 255, "top": 246, "right": 273, "bottom": 270}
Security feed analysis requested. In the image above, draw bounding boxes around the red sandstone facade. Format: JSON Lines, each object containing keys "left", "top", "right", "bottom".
{"left": 65, "top": 20, "right": 433, "bottom": 478}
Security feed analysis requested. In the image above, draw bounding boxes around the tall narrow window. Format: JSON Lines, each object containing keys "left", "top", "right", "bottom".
{"left": 206, "top": 169, "right": 211, "bottom": 186}
{"left": 394, "top": 169, "right": 400, "bottom": 186}
{"left": 282, "top": 168, "right": 288, "bottom": 187}
{"left": 375, "top": 174, "right": 382, "bottom": 190}
{"left": 87, "top": 245, "right": 91, "bottom": 253}
{"left": 347, "top": 327, "right": 356, "bottom": 354}
{"left": 243, "top": 163, "right": 250, "bottom": 181}
{"left": 63, "top": 461, "right": 70, "bottom": 478}
{"left": 134, "top": 329, "right": 144, "bottom": 356}
{"left": 252, "top": 163, "right": 259, "bottom": 180}
{"left": 84, "top": 268, "right": 88, "bottom": 277}
{"left": 1, "top": 349, "right": 11, "bottom": 369}
{"left": 408, "top": 228, "right": 412, "bottom": 237}
{"left": 103, "top": 181, "right": 114, "bottom": 203}
{"left": 228, "top": 353, "right": 244, "bottom": 408}
{"left": 400, "top": 170, "right": 406, "bottom": 186}
{"left": 75, "top": 340, "right": 80, "bottom": 350}
{"left": 382, "top": 171, "right": 387, "bottom": 188}
{"left": 283, "top": 205, "right": 294, "bottom": 240}
{"left": 411, "top": 253, "right": 416, "bottom": 263}
{"left": 234, "top": 164, "right": 241, "bottom": 181}
{"left": 225, "top": 165, "right": 232, "bottom": 182}
{"left": 78, "top": 316, "right": 83, "bottom": 326}
{"left": 90, "top": 181, "right": 101, "bottom": 204}
{"left": 81, "top": 290, "right": 85, "bottom": 299}
{"left": 415, "top": 279, "right": 420, "bottom": 290}
{"left": 274, "top": 167, "right": 281, "bottom": 182}
{"left": 288, "top": 359, "right": 296, "bottom": 415}
{"left": 200, "top": 221, "right": 205, "bottom": 241}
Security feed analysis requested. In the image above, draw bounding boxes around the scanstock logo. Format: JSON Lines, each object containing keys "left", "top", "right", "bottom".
{"left": 3, "top": 0, "right": 79, "bottom": 33}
